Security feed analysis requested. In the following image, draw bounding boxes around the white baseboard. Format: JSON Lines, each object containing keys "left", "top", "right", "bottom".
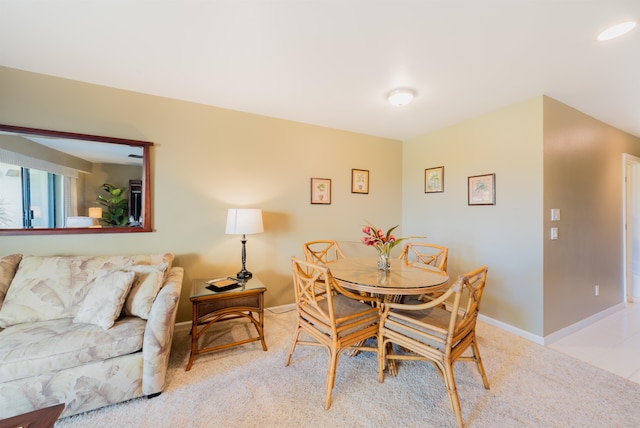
{"left": 174, "top": 320, "right": 191, "bottom": 332}
{"left": 175, "top": 302, "right": 627, "bottom": 347}
{"left": 267, "top": 303, "right": 296, "bottom": 314}
{"left": 173, "top": 303, "right": 297, "bottom": 333}
{"left": 478, "top": 314, "right": 545, "bottom": 345}
{"left": 480, "top": 302, "right": 626, "bottom": 346}
{"left": 542, "top": 302, "right": 625, "bottom": 345}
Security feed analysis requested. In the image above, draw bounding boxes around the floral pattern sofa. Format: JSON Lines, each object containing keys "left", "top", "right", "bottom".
{"left": 0, "top": 252, "right": 183, "bottom": 420}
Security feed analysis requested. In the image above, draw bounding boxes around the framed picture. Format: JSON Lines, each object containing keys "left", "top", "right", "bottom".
{"left": 311, "top": 178, "right": 331, "bottom": 204}
{"left": 351, "top": 169, "right": 369, "bottom": 194}
{"left": 468, "top": 173, "right": 496, "bottom": 205}
{"left": 425, "top": 166, "right": 444, "bottom": 193}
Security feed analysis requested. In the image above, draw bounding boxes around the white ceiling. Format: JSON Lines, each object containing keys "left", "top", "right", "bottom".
{"left": 1, "top": 1, "right": 639, "bottom": 141}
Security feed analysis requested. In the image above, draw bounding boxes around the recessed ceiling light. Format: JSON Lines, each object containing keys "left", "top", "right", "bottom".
{"left": 387, "top": 88, "right": 416, "bottom": 107}
{"left": 596, "top": 20, "right": 638, "bottom": 41}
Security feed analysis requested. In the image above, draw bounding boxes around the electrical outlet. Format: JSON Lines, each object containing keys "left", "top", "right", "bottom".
{"left": 595, "top": 285, "right": 599, "bottom": 296}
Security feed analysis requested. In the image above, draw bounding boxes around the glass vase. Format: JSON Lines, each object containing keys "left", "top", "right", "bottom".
{"left": 377, "top": 253, "right": 391, "bottom": 271}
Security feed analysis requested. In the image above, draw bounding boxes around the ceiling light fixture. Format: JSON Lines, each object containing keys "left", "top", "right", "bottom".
{"left": 387, "top": 88, "right": 416, "bottom": 107}
{"left": 596, "top": 20, "right": 638, "bottom": 41}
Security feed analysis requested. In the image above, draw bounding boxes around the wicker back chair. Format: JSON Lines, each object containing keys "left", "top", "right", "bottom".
{"left": 399, "top": 243, "right": 448, "bottom": 272}
{"left": 303, "top": 240, "right": 346, "bottom": 265}
{"left": 378, "top": 265, "right": 490, "bottom": 427}
{"left": 285, "top": 257, "right": 380, "bottom": 409}
{"left": 399, "top": 243, "right": 448, "bottom": 303}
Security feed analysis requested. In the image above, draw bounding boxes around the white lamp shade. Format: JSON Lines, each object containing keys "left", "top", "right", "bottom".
{"left": 88, "top": 207, "right": 103, "bottom": 218}
{"left": 225, "top": 208, "right": 264, "bottom": 235}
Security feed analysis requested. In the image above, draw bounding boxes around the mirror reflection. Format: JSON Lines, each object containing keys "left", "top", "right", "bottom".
{"left": 0, "top": 124, "right": 152, "bottom": 235}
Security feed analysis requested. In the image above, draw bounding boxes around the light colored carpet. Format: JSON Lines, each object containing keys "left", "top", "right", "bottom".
{"left": 55, "top": 309, "right": 640, "bottom": 427}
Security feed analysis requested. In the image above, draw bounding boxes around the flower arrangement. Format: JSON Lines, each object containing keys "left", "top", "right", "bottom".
{"left": 361, "top": 221, "right": 423, "bottom": 257}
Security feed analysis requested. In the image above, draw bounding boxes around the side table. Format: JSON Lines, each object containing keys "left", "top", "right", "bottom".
{"left": 0, "top": 403, "right": 64, "bottom": 428}
{"left": 186, "top": 276, "right": 267, "bottom": 371}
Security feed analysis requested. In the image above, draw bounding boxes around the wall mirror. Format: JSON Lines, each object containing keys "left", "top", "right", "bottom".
{"left": 0, "top": 124, "right": 153, "bottom": 235}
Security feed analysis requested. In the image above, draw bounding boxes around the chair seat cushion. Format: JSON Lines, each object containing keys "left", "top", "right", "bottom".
{"left": 385, "top": 305, "right": 457, "bottom": 350}
{"left": 303, "top": 294, "right": 377, "bottom": 338}
{"left": 0, "top": 316, "right": 146, "bottom": 383}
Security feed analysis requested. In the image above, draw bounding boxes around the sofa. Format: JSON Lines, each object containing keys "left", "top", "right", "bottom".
{"left": 0, "top": 252, "right": 183, "bottom": 420}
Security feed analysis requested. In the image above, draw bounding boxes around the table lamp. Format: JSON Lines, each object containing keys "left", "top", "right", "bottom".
{"left": 225, "top": 208, "right": 264, "bottom": 280}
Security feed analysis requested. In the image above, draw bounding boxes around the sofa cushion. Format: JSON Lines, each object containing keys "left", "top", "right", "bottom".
{"left": 122, "top": 263, "right": 168, "bottom": 319}
{"left": 0, "top": 317, "right": 146, "bottom": 383}
{"left": 0, "top": 254, "right": 22, "bottom": 307}
{"left": 0, "top": 254, "right": 174, "bottom": 328}
{"left": 74, "top": 270, "right": 136, "bottom": 329}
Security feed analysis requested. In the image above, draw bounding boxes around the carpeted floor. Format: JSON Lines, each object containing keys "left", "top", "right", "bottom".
{"left": 55, "top": 308, "right": 640, "bottom": 427}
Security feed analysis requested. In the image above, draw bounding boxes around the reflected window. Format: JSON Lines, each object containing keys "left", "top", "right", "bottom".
{"left": 0, "top": 162, "right": 68, "bottom": 228}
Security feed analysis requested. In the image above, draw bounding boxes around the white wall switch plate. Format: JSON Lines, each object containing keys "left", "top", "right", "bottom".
{"left": 551, "top": 209, "right": 560, "bottom": 221}
{"left": 550, "top": 227, "right": 558, "bottom": 240}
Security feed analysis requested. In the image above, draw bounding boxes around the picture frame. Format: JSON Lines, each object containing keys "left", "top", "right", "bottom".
{"left": 311, "top": 178, "right": 331, "bottom": 204}
{"left": 425, "top": 166, "right": 444, "bottom": 193}
{"left": 468, "top": 173, "right": 496, "bottom": 205}
{"left": 351, "top": 169, "right": 369, "bottom": 194}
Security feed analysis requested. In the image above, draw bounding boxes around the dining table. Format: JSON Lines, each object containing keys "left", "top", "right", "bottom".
{"left": 329, "top": 256, "right": 449, "bottom": 302}
{"left": 328, "top": 256, "right": 450, "bottom": 375}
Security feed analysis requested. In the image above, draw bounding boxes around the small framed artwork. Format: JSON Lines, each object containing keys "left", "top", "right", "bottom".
{"left": 425, "top": 166, "right": 444, "bottom": 193}
{"left": 468, "top": 173, "right": 496, "bottom": 205}
{"left": 311, "top": 178, "right": 331, "bottom": 204}
{"left": 351, "top": 169, "right": 369, "bottom": 194}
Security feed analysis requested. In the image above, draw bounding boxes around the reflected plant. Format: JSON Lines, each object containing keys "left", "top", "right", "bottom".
{"left": 97, "top": 183, "right": 128, "bottom": 226}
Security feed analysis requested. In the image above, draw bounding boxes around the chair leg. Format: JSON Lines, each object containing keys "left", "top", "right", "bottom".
{"left": 471, "top": 335, "right": 490, "bottom": 389}
{"left": 285, "top": 325, "right": 302, "bottom": 366}
{"left": 325, "top": 350, "right": 339, "bottom": 410}
{"left": 442, "top": 361, "right": 464, "bottom": 428}
{"left": 378, "top": 337, "right": 386, "bottom": 383}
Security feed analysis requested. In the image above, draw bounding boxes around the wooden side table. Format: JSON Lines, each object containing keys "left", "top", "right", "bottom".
{"left": 186, "top": 276, "right": 267, "bottom": 371}
{"left": 0, "top": 403, "right": 64, "bottom": 428}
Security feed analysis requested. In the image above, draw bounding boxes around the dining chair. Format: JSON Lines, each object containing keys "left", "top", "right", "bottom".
{"left": 399, "top": 243, "right": 448, "bottom": 304}
{"left": 378, "top": 265, "right": 490, "bottom": 428}
{"left": 285, "top": 257, "right": 380, "bottom": 410}
{"left": 303, "top": 240, "right": 346, "bottom": 265}
{"left": 399, "top": 243, "right": 448, "bottom": 272}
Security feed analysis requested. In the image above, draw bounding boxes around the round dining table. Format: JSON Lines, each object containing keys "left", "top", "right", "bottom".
{"left": 327, "top": 256, "right": 450, "bottom": 376}
{"left": 328, "top": 256, "right": 449, "bottom": 301}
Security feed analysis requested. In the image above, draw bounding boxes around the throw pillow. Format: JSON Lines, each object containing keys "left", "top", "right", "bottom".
{"left": 122, "top": 263, "right": 168, "bottom": 319}
{"left": 73, "top": 269, "right": 136, "bottom": 329}
{"left": 0, "top": 254, "right": 22, "bottom": 307}
{"left": 0, "top": 256, "right": 74, "bottom": 328}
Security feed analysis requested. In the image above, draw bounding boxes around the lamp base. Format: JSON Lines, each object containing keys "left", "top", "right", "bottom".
{"left": 236, "top": 270, "right": 252, "bottom": 280}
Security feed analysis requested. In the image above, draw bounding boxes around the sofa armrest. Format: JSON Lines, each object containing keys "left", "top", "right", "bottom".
{"left": 142, "top": 266, "right": 183, "bottom": 395}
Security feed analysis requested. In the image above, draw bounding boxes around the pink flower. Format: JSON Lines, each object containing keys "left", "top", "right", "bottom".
{"left": 361, "top": 221, "right": 422, "bottom": 257}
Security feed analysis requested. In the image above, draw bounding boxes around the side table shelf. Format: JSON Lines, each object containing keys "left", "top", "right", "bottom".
{"left": 186, "top": 276, "right": 268, "bottom": 371}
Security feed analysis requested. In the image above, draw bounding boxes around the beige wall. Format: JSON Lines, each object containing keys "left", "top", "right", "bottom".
{"left": 542, "top": 96, "right": 640, "bottom": 335}
{"left": 3, "top": 65, "right": 639, "bottom": 337}
{"left": 0, "top": 66, "right": 402, "bottom": 323}
{"left": 403, "top": 97, "right": 545, "bottom": 335}
{"left": 403, "top": 95, "right": 640, "bottom": 337}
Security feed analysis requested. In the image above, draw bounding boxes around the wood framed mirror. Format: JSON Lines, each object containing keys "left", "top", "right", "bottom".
{"left": 0, "top": 124, "right": 153, "bottom": 235}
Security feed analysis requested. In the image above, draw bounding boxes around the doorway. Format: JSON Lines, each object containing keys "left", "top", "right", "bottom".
{"left": 623, "top": 154, "right": 640, "bottom": 303}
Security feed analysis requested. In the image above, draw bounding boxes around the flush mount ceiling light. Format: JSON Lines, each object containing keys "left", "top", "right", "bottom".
{"left": 596, "top": 20, "right": 638, "bottom": 41}
{"left": 387, "top": 88, "right": 416, "bottom": 107}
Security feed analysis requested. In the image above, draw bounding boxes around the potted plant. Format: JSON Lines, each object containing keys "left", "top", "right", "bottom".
{"left": 96, "top": 183, "right": 128, "bottom": 226}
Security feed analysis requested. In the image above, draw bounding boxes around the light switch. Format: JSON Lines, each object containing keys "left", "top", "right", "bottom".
{"left": 550, "top": 227, "right": 558, "bottom": 240}
{"left": 551, "top": 209, "right": 560, "bottom": 221}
